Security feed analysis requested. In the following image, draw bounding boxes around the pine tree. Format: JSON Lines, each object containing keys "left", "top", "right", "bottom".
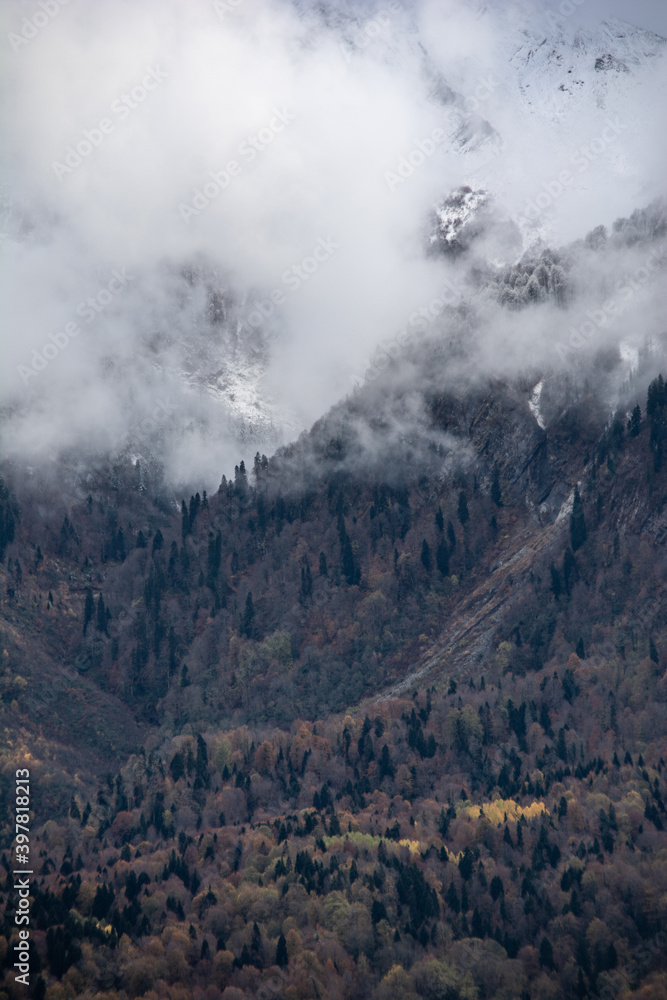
{"left": 629, "top": 404, "right": 641, "bottom": 437}
{"left": 436, "top": 541, "right": 450, "bottom": 576}
{"left": 491, "top": 464, "right": 502, "bottom": 507}
{"left": 379, "top": 744, "right": 394, "bottom": 779}
{"left": 435, "top": 507, "right": 444, "bottom": 532}
{"left": 300, "top": 561, "right": 313, "bottom": 603}
{"left": 539, "top": 937, "right": 555, "bottom": 970}
{"left": 83, "top": 590, "right": 95, "bottom": 635}
{"left": 420, "top": 539, "right": 431, "bottom": 571}
{"left": 447, "top": 521, "right": 456, "bottom": 552}
{"left": 458, "top": 491, "right": 469, "bottom": 526}
{"left": 446, "top": 880, "right": 460, "bottom": 913}
{"left": 242, "top": 592, "right": 255, "bottom": 638}
{"left": 569, "top": 486, "right": 587, "bottom": 551}
{"left": 96, "top": 593, "right": 108, "bottom": 635}
{"left": 276, "top": 932, "right": 288, "bottom": 968}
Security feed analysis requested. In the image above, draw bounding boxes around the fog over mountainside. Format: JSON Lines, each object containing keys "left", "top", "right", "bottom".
{"left": 1, "top": 0, "right": 666, "bottom": 487}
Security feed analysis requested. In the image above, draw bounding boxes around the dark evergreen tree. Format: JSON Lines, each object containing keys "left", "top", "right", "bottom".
{"left": 242, "top": 592, "right": 255, "bottom": 638}
{"left": 276, "top": 932, "right": 288, "bottom": 968}
{"left": 458, "top": 491, "right": 469, "bottom": 526}
{"left": 570, "top": 486, "right": 587, "bottom": 551}
{"left": 96, "top": 593, "right": 108, "bottom": 635}
{"left": 539, "top": 937, "right": 555, "bottom": 970}
{"left": 446, "top": 880, "right": 460, "bottom": 913}
{"left": 436, "top": 540, "right": 450, "bottom": 576}
{"left": 420, "top": 539, "right": 431, "bottom": 572}
{"left": 447, "top": 520, "right": 456, "bottom": 552}
{"left": 378, "top": 744, "right": 395, "bottom": 779}
{"left": 170, "top": 752, "right": 185, "bottom": 782}
{"left": 83, "top": 590, "right": 95, "bottom": 635}
{"left": 491, "top": 464, "right": 502, "bottom": 507}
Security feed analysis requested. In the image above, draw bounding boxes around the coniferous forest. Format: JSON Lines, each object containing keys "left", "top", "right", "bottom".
{"left": 1, "top": 372, "right": 667, "bottom": 1000}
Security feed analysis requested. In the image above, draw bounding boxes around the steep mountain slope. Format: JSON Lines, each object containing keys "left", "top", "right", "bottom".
{"left": 2, "top": 369, "right": 667, "bottom": 998}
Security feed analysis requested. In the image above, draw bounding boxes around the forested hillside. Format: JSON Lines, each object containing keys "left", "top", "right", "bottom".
{"left": 1, "top": 372, "right": 667, "bottom": 999}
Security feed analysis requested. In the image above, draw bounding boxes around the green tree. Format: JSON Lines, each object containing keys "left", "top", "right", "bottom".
{"left": 170, "top": 752, "right": 185, "bottom": 782}
{"left": 83, "top": 590, "right": 95, "bottom": 635}
{"left": 436, "top": 541, "right": 450, "bottom": 576}
{"left": 96, "top": 593, "right": 108, "bottom": 634}
{"left": 421, "top": 540, "right": 431, "bottom": 572}
{"left": 570, "top": 486, "right": 587, "bottom": 551}
{"left": 457, "top": 492, "right": 469, "bottom": 526}
{"left": 491, "top": 464, "right": 502, "bottom": 507}
{"left": 539, "top": 937, "right": 555, "bottom": 969}
{"left": 276, "top": 932, "right": 288, "bottom": 968}
{"left": 242, "top": 592, "right": 255, "bottom": 638}
{"left": 458, "top": 847, "right": 474, "bottom": 881}
{"left": 379, "top": 744, "right": 395, "bottom": 779}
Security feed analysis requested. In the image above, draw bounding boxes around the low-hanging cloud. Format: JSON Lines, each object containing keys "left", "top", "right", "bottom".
{"left": 0, "top": 0, "right": 665, "bottom": 487}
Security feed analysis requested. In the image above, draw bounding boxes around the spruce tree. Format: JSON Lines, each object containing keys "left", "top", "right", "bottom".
{"left": 447, "top": 521, "right": 456, "bottom": 552}
{"left": 96, "top": 593, "right": 108, "bottom": 634}
{"left": 570, "top": 486, "right": 587, "bottom": 551}
{"left": 491, "top": 464, "right": 502, "bottom": 507}
{"left": 276, "top": 932, "right": 288, "bottom": 968}
{"left": 458, "top": 491, "right": 469, "bottom": 526}
{"left": 83, "top": 590, "right": 95, "bottom": 635}
{"left": 436, "top": 541, "right": 450, "bottom": 576}
{"left": 242, "top": 592, "right": 255, "bottom": 638}
{"left": 420, "top": 539, "right": 431, "bottom": 572}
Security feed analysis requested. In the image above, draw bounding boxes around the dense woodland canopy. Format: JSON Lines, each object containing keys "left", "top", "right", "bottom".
{"left": 1, "top": 367, "right": 667, "bottom": 999}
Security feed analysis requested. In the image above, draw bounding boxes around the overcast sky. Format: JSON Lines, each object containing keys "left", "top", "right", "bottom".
{"left": 561, "top": 0, "right": 667, "bottom": 35}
